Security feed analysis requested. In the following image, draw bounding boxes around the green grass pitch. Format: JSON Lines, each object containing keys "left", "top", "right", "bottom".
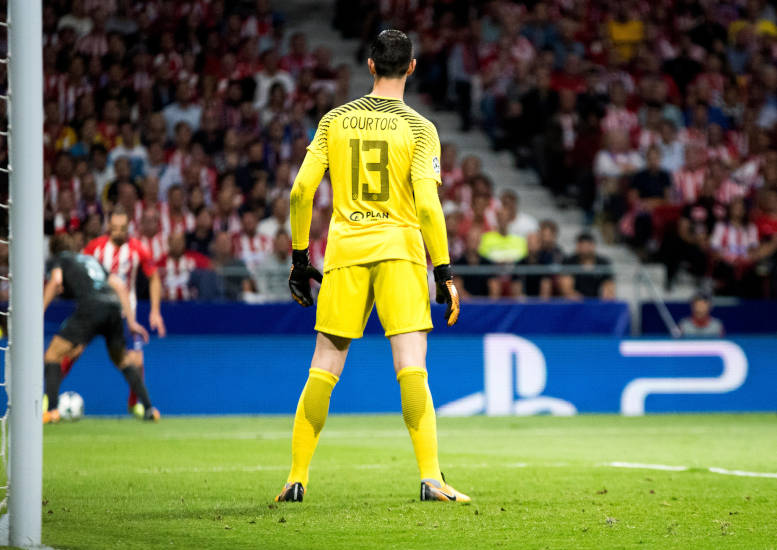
{"left": 29, "top": 414, "right": 777, "bottom": 549}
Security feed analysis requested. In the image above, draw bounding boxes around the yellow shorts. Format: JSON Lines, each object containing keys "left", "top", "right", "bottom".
{"left": 315, "top": 260, "right": 432, "bottom": 339}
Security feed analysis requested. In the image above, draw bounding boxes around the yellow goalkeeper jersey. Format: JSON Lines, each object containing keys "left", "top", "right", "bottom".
{"left": 306, "top": 94, "right": 442, "bottom": 272}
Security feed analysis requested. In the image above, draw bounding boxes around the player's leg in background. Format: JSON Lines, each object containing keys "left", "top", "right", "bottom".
{"left": 126, "top": 349, "right": 144, "bottom": 416}
{"left": 43, "top": 335, "right": 83, "bottom": 417}
{"left": 389, "top": 331, "right": 443, "bottom": 484}
{"left": 106, "top": 313, "right": 159, "bottom": 421}
{"left": 122, "top": 319, "right": 146, "bottom": 415}
{"left": 286, "top": 332, "right": 349, "bottom": 488}
{"left": 44, "top": 347, "right": 83, "bottom": 413}
{"left": 110, "top": 347, "right": 159, "bottom": 421}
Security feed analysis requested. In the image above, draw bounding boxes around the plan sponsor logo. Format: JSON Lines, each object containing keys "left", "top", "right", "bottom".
{"left": 349, "top": 211, "right": 390, "bottom": 222}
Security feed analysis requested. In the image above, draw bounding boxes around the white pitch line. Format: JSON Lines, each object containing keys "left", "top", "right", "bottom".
{"left": 708, "top": 467, "right": 777, "bottom": 479}
{"left": 606, "top": 461, "right": 777, "bottom": 479}
{"left": 96, "top": 461, "right": 777, "bottom": 479}
{"left": 606, "top": 461, "right": 688, "bottom": 472}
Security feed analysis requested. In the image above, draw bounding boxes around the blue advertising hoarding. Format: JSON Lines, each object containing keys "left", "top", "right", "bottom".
{"left": 43, "top": 334, "right": 776, "bottom": 416}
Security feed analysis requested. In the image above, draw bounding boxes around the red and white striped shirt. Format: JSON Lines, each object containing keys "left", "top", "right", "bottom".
{"left": 158, "top": 203, "right": 195, "bottom": 237}
{"left": 732, "top": 156, "right": 763, "bottom": 191}
{"left": 125, "top": 201, "right": 145, "bottom": 236}
{"left": 672, "top": 168, "right": 706, "bottom": 204}
{"left": 53, "top": 210, "right": 81, "bottom": 234}
{"left": 677, "top": 127, "right": 706, "bottom": 148}
{"left": 280, "top": 53, "right": 317, "bottom": 78}
{"left": 76, "top": 32, "right": 108, "bottom": 58}
{"left": 138, "top": 232, "right": 168, "bottom": 263}
{"left": 232, "top": 231, "right": 271, "bottom": 271}
{"left": 241, "top": 14, "right": 273, "bottom": 38}
{"left": 153, "top": 52, "right": 184, "bottom": 78}
{"left": 714, "top": 179, "right": 745, "bottom": 205}
{"left": 83, "top": 235, "right": 157, "bottom": 310}
{"left": 158, "top": 251, "right": 211, "bottom": 301}
{"left": 45, "top": 176, "right": 81, "bottom": 209}
{"left": 601, "top": 106, "right": 638, "bottom": 134}
{"left": 166, "top": 148, "right": 192, "bottom": 174}
{"left": 706, "top": 144, "right": 736, "bottom": 166}
{"left": 637, "top": 128, "right": 661, "bottom": 151}
{"left": 692, "top": 73, "right": 725, "bottom": 106}
{"left": 54, "top": 75, "right": 92, "bottom": 122}
{"left": 711, "top": 222, "right": 759, "bottom": 261}
{"left": 213, "top": 212, "right": 242, "bottom": 235}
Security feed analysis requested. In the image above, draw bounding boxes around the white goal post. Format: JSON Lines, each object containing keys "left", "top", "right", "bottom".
{"left": 4, "top": 0, "right": 44, "bottom": 547}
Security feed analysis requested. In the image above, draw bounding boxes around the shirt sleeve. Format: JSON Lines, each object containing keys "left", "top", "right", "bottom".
{"left": 413, "top": 179, "right": 450, "bottom": 266}
{"left": 82, "top": 237, "right": 98, "bottom": 256}
{"left": 137, "top": 241, "right": 158, "bottom": 277}
{"left": 411, "top": 120, "right": 442, "bottom": 186}
{"left": 290, "top": 153, "right": 327, "bottom": 250}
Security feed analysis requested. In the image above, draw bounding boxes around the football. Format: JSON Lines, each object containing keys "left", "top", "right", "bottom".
{"left": 57, "top": 391, "right": 85, "bottom": 422}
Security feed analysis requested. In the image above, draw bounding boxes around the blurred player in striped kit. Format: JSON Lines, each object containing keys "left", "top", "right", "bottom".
{"left": 58, "top": 207, "right": 166, "bottom": 417}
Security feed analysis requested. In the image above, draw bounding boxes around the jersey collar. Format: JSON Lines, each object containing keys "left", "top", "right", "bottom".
{"left": 365, "top": 93, "right": 404, "bottom": 102}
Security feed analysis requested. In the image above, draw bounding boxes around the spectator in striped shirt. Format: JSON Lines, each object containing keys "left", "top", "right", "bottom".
{"left": 594, "top": 129, "right": 643, "bottom": 242}
{"left": 158, "top": 232, "right": 211, "bottom": 301}
{"left": 710, "top": 198, "right": 760, "bottom": 296}
{"left": 660, "top": 179, "right": 725, "bottom": 290}
{"left": 672, "top": 143, "right": 707, "bottom": 204}
{"left": 76, "top": 7, "right": 108, "bottom": 58}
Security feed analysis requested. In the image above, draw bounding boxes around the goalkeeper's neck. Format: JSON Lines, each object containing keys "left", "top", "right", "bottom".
{"left": 370, "top": 76, "right": 407, "bottom": 101}
{"left": 367, "top": 57, "right": 416, "bottom": 101}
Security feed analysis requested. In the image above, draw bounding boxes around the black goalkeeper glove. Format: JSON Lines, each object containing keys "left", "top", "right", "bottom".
{"left": 433, "top": 264, "right": 460, "bottom": 326}
{"left": 289, "top": 248, "right": 323, "bottom": 307}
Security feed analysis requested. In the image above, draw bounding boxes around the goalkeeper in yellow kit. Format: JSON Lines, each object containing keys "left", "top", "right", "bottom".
{"left": 275, "top": 30, "right": 470, "bottom": 503}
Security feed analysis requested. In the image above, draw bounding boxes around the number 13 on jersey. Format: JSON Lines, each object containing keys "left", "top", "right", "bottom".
{"left": 350, "top": 139, "right": 389, "bottom": 202}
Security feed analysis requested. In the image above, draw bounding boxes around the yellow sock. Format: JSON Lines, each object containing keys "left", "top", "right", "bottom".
{"left": 287, "top": 367, "right": 339, "bottom": 487}
{"left": 397, "top": 366, "right": 442, "bottom": 483}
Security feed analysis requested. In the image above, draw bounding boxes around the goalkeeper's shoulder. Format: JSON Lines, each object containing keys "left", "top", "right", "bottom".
{"left": 319, "top": 96, "right": 376, "bottom": 126}
{"left": 398, "top": 103, "right": 438, "bottom": 132}
{"left": 398, "top": 105, "right": 440, "bottom": 153}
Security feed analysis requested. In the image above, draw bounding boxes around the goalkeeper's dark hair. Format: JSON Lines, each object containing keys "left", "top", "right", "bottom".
{"left": 369, "top": 30, "right": 413, "bottom": 78}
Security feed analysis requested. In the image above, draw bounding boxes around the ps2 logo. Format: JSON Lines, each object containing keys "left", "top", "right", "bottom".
{"left": 619, "top": 340, "right": 748, "bottom": 416}
{"left": 437, "top": 335, "right": 749, "bottom": 417}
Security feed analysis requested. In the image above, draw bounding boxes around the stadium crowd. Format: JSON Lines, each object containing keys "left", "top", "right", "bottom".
{"left": 2, "top": 0, "right": 775, "bottom": 302}
{"left": 341, "top": 0, "right": 777, "bottom": 298}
